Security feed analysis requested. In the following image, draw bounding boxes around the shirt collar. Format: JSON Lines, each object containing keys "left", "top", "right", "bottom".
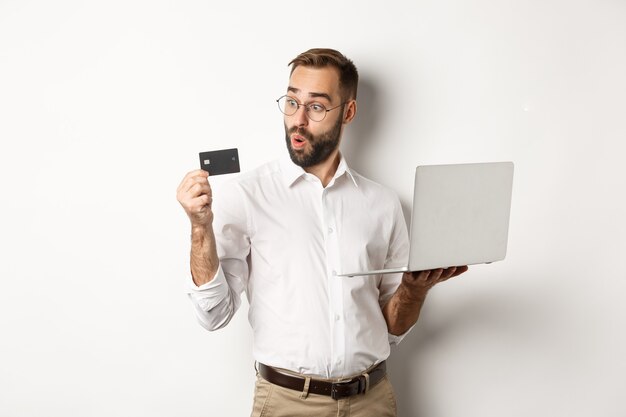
{"left": 280, "top": 153, "right": 359, "bottom": 188}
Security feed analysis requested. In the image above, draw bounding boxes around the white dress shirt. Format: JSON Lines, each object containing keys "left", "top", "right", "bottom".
{"left": 187, "top": 155, "right": 410, "bottom": 378}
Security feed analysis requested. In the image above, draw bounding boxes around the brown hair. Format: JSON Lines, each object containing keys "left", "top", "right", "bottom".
{"left": 288, "top": 48, "right": 359, "bottom": 100}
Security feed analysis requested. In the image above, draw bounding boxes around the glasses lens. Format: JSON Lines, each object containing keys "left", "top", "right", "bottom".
{"left": 277, "top": 96, "right": 298, "bottom": 116}
{"left": 306, "top": 103, "right": 327, "bottom": 122}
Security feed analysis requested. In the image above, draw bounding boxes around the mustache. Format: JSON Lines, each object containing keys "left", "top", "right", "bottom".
{"left": 288, "top": 126, "right": 313, "bottom": 141}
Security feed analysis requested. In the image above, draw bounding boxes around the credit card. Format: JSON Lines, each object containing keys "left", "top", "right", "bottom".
{"left": 199, "top": 148, "right": 240, "bottom": 175}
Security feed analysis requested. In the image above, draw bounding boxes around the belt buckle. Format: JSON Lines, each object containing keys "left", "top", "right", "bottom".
{"left": 331, "top": 377, "right": 365, "bottom": 400}
{"left": 330, "top": 380, "right": 353, "bottom": 400}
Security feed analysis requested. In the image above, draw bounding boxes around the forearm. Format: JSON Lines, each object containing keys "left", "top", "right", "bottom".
{"left": 187, "top": 224, "right": 244, "bottom": 331}
{"left": 190, "top": 225, "right": 219, "bottom": 286}
{"left": 383, "top": 280, "right": 429, "bottom": 336}
{"left": 382, "top": 266, "right": 468, "bottom": 336}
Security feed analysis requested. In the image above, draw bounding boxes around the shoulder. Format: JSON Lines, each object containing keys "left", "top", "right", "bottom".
{"left": 226, "top": 160, "right": 282, "bottom": 193}
{"left": 347, "top": 169, "right": 407, "bottom": 229}
{"left": 211, "top": 161, "right": 281, "bottom": 217}
{"left": 235, "top": 160, "right": 281, "bottom": 184}
{"left": 214, "top": 160, "right": 282, "bottom": 198}
{"left": 350, "top": 169, "right": 401, "bottom": 203}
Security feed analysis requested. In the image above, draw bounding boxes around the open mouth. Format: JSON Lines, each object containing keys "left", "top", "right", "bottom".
{"left": 291, "top": 135, "right": 307, "bottom": 149}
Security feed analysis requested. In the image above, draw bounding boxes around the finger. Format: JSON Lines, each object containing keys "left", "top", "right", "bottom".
{"left": 197, "top": 193, "right": 212, "bottom": 208}
{"left": 188, "top": 169, "right": 209, "bottom": 178}
{"left": 439, "top": 266, "right": 469, "bottom": 283}
{"left": 408, "top": 269, "right": 432, "bottom": 281}
{"left": 178, "top": 182, "right": 202, "bottom": 202}
{"left": 187, "top": 182, "right": 211, "bottom": 199}
{"left": 177, "top": 169, "right": 207, "bottom": 188}
{"left": 450, "top": 265, "right": 469, "bottom": 277}
{"left": 183, "top": 177, "right": 211, "bottom": 197}
{"left": 420, "top": 268, "right": 443, "bottom": 284}
{"left": 188, "top": 194, "right": 212, "bottom": 212}
{"left": 431, "top": 268, "right": 445, "bottom": 281}
{"left": 183, "top": 175, "right": 211, "bottom": 195}
{"left": 441, "top": 266, "right": 457, "bottom": 279}
{"left": 177, "top": 170, "right": 209, "bottom": 193}
{"left": 177, "top": 183, "right": 212, "bottom": 210}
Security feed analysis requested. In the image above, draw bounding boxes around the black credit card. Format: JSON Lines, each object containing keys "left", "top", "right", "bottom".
{"left": 199, "top": 148, "right": 240, "bottom": 176}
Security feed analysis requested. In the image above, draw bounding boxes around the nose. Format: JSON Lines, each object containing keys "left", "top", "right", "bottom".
{"left": 293, "top": 104, "right": 309, "bottom": 127}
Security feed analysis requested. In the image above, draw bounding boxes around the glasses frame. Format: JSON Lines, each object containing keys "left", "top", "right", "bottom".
{"left": 276, "top": 95, "right": 346, "bottom": 122}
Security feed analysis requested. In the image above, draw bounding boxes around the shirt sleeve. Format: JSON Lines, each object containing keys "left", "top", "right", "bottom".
{"left": 185, "top": 181, "right": 250, "bottom": 331}
{"left": 378, "top": 193, "right": 412, "bottom": 345}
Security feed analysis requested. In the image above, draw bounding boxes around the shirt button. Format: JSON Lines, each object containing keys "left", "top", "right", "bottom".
{"left": 335, "top": 315, "right": 341, "bottom": 322}
{"left": 332, "top": 270, "right": 337, "bottom": 276}
{"left": 328, "top": 227, "right": 334, "bottom": 234}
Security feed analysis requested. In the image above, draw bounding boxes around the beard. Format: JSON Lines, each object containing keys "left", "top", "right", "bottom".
{"left": 284, "top": 112, "right": 344, "bottom": 168}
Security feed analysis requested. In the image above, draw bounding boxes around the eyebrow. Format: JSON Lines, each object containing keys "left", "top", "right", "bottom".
{"left": 287, "top": 87, "right": 332, "bottom": 103}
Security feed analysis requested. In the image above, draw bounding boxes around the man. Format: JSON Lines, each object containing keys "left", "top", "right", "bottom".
{"left": 176, "top": 48, "right": 468, "bottom": 417}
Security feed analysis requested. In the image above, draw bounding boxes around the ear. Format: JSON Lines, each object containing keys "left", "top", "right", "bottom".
{"left": 343, "top": 99, "right": 357, "bottom": 125}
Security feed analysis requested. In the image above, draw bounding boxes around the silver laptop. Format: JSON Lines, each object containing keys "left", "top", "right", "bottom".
{"left": 338, "top": 161, "right": 514, "bottom": 277}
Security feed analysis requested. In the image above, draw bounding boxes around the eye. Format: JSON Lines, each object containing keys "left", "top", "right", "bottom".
{"left": 286, "top": 98, "right": 299, "bottom": 109}
{"left": 308, "top": 103, "right": 325, "bottom": 113}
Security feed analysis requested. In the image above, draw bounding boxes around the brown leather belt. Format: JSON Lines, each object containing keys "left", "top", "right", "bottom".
{"left": 258, "top": 361, "right": 386, "bottom": 400}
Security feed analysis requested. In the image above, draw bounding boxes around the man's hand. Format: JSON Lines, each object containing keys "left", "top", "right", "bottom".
{"left": 401, "top": 266, "right": 469, "bottom": 298}
{"left": 383, "top": 266, "right": 469, "bottom": 336}
{"left": 176, "top": 169, "right": 213, "bottom": 227}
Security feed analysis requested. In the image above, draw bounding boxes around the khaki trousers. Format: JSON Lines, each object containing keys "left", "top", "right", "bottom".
{"left": 250, "top": 373, "right": 397, "bottom": 417}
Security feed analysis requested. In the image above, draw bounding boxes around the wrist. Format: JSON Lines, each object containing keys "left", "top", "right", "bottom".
{"left": 190, "top": 224, "right": 216, "bottom": 249}
{"left": 399, "top": 276, "right": 429, "bottom": 301}
{"left": 191, "top": 223, "right": 212, "bottom": 235}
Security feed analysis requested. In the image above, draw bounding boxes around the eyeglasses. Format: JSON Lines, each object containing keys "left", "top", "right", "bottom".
{"left": 276, "top": 95, "right": 345, "bottom": 122}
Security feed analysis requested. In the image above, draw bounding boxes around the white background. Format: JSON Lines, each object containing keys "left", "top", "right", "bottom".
{"left": 1, "top": 1, "right": 625, "bottom": 416}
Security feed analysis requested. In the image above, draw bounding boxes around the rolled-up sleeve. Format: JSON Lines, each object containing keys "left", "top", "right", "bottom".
{"left": 185, "top": 181, "right": 250, "bottom": 331}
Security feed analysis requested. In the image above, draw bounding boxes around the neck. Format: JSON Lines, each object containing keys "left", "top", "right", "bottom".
{"left": 304, "top": 149, "right": 341, "bottom": 188}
